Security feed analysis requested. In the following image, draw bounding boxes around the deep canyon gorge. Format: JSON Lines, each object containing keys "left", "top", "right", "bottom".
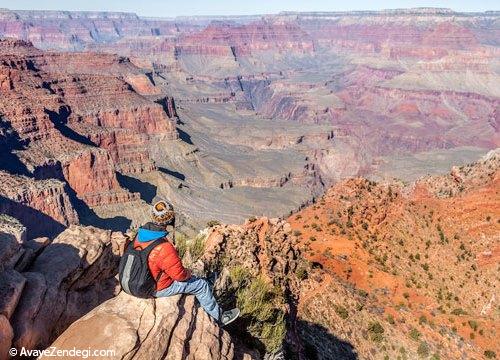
{"left": 0, "top": 7, "right": 498, "bottom": 360}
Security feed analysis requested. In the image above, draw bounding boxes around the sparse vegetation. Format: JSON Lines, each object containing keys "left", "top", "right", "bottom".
{"left": 468, "top": 320, "right": 479, "bottom": 331}
{"left": 367, "top": 321, "right": 384, "bottom": 342}
{"left": 409, "top": 327, "right": 421, "bottom": 341}
{"left": 175, "top": 233, "right": 206, "bottom": 261}
{"left": 236, "top": 276, "right": 286, "bottom": 352}
{"left": 450, "top": 308, "right": 467, "bottom": 316}
{"left": 206, "top": 220, "right": 221, "bottom": 227}
{"left": 484, "top": 350, "right": 496, "bottom": 359}
{"left": 295, "top": 265, "right": 308, "bottom": 280}
{"left": 417, "top": 341, "right": 429, "bottom": 358}
{"left": 229, "top": 265, "right": 251, "bottom": 287}
{"left": 333, "top": 304, "right": 349, "bottom": 319}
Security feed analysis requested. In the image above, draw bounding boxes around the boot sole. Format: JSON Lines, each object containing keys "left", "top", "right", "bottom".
{"left": 222, "top": 309, "right": 240, "bottom": 326}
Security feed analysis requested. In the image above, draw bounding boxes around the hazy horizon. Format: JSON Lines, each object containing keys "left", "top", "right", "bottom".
{"left": 0, "top": 0, "right": 498, "bottom": 17}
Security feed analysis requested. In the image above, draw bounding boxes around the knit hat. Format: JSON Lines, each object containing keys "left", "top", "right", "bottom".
{"left": 151, "top": 200, "right": 175, "bottom": 225}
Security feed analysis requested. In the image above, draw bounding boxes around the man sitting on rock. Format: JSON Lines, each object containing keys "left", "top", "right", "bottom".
{"left": 120, "top": 200, "right": 239, "bottom": 326}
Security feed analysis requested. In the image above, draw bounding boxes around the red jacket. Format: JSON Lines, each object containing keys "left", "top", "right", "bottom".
{"left": 133, "top": 238, "right": 190, "bottom": 291}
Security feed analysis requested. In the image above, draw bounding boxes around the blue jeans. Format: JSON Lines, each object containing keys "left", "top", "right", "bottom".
{"left": 155, "top": 276, "right": 221, "bottom": 321}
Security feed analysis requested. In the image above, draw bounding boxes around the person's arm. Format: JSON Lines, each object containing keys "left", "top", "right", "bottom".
{"left": 159, "top": 242, "right": 191, "bottom": 281}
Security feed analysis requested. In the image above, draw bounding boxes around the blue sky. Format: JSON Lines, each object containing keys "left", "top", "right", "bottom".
{"left": 0, "top": 0, "right": 497, "bottom": 17}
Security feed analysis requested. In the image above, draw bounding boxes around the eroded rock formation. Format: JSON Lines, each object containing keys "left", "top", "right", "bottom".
{"left": 50, "top": 293, "right": 254, "bottom": 360}
{"left": 0, "top": 225, "right": 128, "bottom": 355}
{"left": 289, "top": 149, "right": 500, "bottom": 359}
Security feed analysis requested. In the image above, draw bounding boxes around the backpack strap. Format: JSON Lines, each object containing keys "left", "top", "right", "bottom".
{"left": 139, "top": 239, "right": 166, "bottom": 282}
{"left": 140, "top": 238, "right": 165, "bottom": 254}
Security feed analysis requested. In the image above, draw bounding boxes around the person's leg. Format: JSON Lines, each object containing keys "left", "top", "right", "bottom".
{"left": 155, "top": 276, "right": 221, "bottom": 321}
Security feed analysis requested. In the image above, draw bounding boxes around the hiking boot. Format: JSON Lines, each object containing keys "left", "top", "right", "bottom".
{"left": 220, "top": 308, "right": 240, "bottom": 326}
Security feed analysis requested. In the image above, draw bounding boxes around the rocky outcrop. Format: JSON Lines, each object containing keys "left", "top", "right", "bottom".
{"left": 417, "top": 148, "right": 500, "bottom": 197}
{"left": 0, "top": 225, "right": 127, "bottom": 353}
{"left": 0, "top": 171, "right": 78, "bottom": 238}
{"left": 203, "top": 218, "right": 301, "bottom": 290}
{"left": 50, "top": 292, "right": 254, "bottom": 360}
{"left": 3, "top": 217, "right": 305, "bottom": 359}
{"left": 48, "top": 217, "right": 302, "bottom": 359}
{"left": 177, "top": 21, "right": 314, "bottom": 58}
{"left": 0, "top": 9, "right": 200, "bottom": 51}
{"left": 288, "top": 150, "right": 500, "bottom": 359}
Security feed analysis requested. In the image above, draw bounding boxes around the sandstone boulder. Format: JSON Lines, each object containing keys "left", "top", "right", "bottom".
{"left": 0, "top": 269, "right": 26, "bottom": 320}
{"left": 50, "top": 291, "right": 256, "bottom": 360}
{"left": 10, "top": 225, "right": 127, "bottom": 350}
{"left": 0, "top": 314, "right": 13, "bottom": 360}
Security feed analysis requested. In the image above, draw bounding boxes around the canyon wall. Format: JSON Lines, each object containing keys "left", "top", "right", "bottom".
{"left": 0, "top": 38, "right": 179, "bottom": 237}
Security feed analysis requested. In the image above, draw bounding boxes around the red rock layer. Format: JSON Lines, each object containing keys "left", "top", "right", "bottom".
{"left": 177, "top": 20, "right": 314, "bottom": 57}
{"left": 0, "top": 39, "right": 177, "bottom": 210}
{"left": 0, "top": 171, "right": 79, "bottom": 238}
{"left": 289, "top": 150, "right": 499, "bottom": 359}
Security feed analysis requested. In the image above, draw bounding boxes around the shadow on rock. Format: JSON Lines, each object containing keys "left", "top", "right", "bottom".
{"left": 8, "top": 229, "right": 123, "bottom": 352}
{"left": 116, "top": 172, "right": 157, "bottom": 203}
{"left": 158, "top": 167, "right": 186, "bottom": 181}
{"left": 65, "top": 184, "right": 132, "bottom": 233}
{"left": 0, "top": 195, "right": 66, "bottom": 239}
{"left": 177, "top": 127, "right": 193, "bottom": 145}
{"left": 0, "top": 117, "right": 30, "bottom": 176}
{"left": 296, "top": 320, "right": 358, "bottom": 360}
{"left": 44, "top": 107, "right": 96, "bottom": 147}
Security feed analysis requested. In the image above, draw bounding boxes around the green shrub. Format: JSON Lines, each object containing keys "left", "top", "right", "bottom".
{"left": 367, "top": 321, "right": 384, "bottom": 342}
{"left": 468, "top": 320, "right": 478, "bottom": 331}
{"left": 295, "top": 266, "right": 308, "bottom": 280}
{"left": 451, "top": 308, "right": 467, "bottom": 316}
{"left": 207, "top": 220, "right": 221, "bottom": 227}
{"left": 236, "top": 276, "right": 286, "bottom": 352}
{"left": 409, "top": 328, "right": 421, "bottom": 341}
{"left": 333, "top": 304, "right": 349, "bottom": 319}
{"left": 189, "top": 234, "right": 206, "bottom": 261}
{"left": 484, "top": 350, "right": 496, "bottom": 359}
{"left": 417, "top": 342, "right": 429, "bottom": 358}
{"left": 175, "top": 233, "right": 188, "bottom": 258}
{"left": 174, "top": 233, "right": 206, "bottom": 260}
{"left": 357, "top": 289, "right": 369, "bottom": 297}
{"left": 229, "top": 265, "right": 250, "bottom": 287}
